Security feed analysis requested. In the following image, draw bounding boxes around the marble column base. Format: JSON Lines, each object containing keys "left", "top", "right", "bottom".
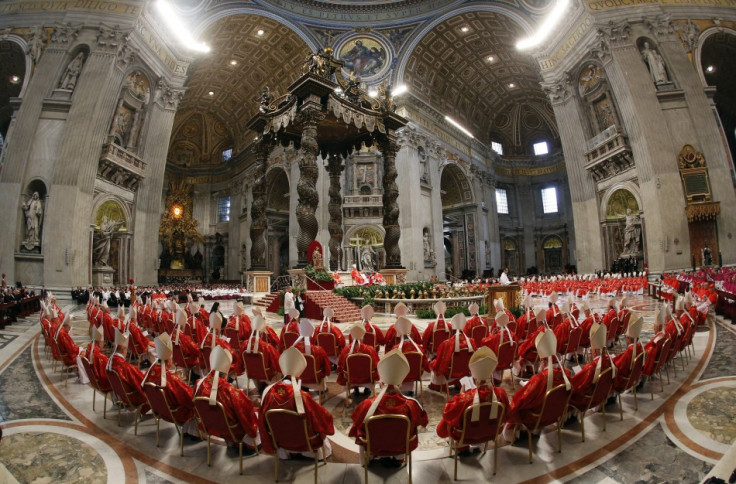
{"left": 380, "top": 268, "right": 407, "bottom": 285}
{"left": 92, "top": 266, "right": 115, "bottom": 286}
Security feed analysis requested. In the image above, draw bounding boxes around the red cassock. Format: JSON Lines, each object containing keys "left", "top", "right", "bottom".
{"left": 391, "top": 340, "right": 430, "bottom": 372}
{"left": 618, "top": 308, "right": 632, "bottom": 333}
{"left": 349, "top": 388, "right": 428, "bottom": 451}
{"left": 101, "top": 312, "right": 115, "bottom": 342}
{"left": 515, "top": 310, "right": 536, "bottom": 341}
{"left": 384, "top": 324, "right": 422, "bottom": 353}
{"left": 200, "top": 334, "right": 239, "bottom": 374}
{"left": 55, "top": 328, "right": 80, "bottom": 366}
{"left": 602, "top": 309, "right": 617, "bottom": 331}
{"left": 569, "top": 354, "right": 613, "bottom": 408}
{"left": 579, "top": 314, "right": 599, "bottom": 348}
{"left": 422, "top": 317, "right": 451, "bottom": 349}
{"left": 278, "top": 320, "right": 300, "bottom": 352}
{"left": 188, "top": 316, "right": 209, "bottom": 345}
{"left": 160, "top": 312, "right": 175, "bottom": 335}
{"left": 642, "top": 333, "right": 666, "bottom": 376}
{"left": 143, "top": 364, "right": 195, "bottom": 422}
{"left": 262, "top": 326, "right": 280, "bottom": 348}
{"left": 292, "top": 341, "right": 332, "bottom": 377}
{"left": 258, "top": 381, "right": 335, "bottom": 455}
{"left": 489, "top": 310, "right": 517, "bottom": 333}
{"left": 128, "top": 322, "right": 152, "bottom": 356}
{"left": 336, "top": 342, "right": 379, "bottom": 386}
{"left": 108, "top": 353, "right": 150, "bottom": 413}
{"left": 517, "top": 326, "right": 549, "bottom": 364}
{"left": 312, "top": 322, "right": 346, "bottom": 352}
{"left": 507, "top": 367, "right": 571, "bottom": 425}
{"left": 546, "top": 306, "right": 563, "bottom": 328}
{"left": 463, "top": 315, "right": 489, "bottom": 344}
{"left": 480, "top": 328, "right": 517, "bottom": 355}
{"left": 612, "top": 342, "right": 645, "bottom": 391}
{"left": 664, "top": 319, "right": 683, "bottom": 341}
{"left": 194, "top": 374, "right": 258, "bottom": 439}
{"left": 239, "top": 338, "right": 281, "bottom": 380}
{"left": 225, "top": 315, "right": 252, "bottom": 343}
{"left": 349, "top": 322, "right": 385, "bottom": 347}
{"left": 553, "top": 318, "right": 576, "bottom": 355}
{"left": 436, "top": 386, "right": 510, "bottom": 439}
{"left": 84, "top": 344, "right": 111, "bottom": 390}
{"left": 429, "top": 334, "right": 475, "bottom": 379}
{"left": 172, "top": 330, "right": 202, "bottom": 367}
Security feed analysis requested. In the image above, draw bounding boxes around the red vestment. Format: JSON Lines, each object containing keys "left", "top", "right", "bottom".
{"left": 336, "top": 342, "right": 379, "bottom": 386}
{"left": 516, "top": 325, "right": 549, "bottom": 364}
{"left": 507, "top": 367, "right": 571, "bottom": 424}
{"left": 642, "top": 333, "right": 666, "bottom": 376}
{"left": 546, "top": 306, "right": 563, "bottom": 328}
{"left": 279, "top": 320, "right": 300, "bottom": 352}
{"left": 292, "top": 340, "right": 332, "bottom": 377}
{"left": 258, "top": 381, "right": 335, "bottom": 455}
{"left": 200, "top": 333, "right": 239, "bottom": 374}
{"left": 55, "top": 327, "right": 80, "bottom": 366}
{"left": 390, "top": 340, "right": 430, "bottom": 372}
{"left": 142, "top": 363, "right": 195, "bottom": 423}
{"left": 430, "top": 333, "right": 475, "bottom": 379}
{"left": 312, "top": 321, "right": 346, "bottom": 353}
{"left": 463, "top": 315, "right": 489, "bottom": 347}
{"left": 569, "top": 354, "right": 613, "bottom": 408}
{"left": 349, "top": 387, "right": 428, "bottom": 451}
{"left": 128, "top": 322, "right": 152, "bottom": 356}
{"left": 437, "top": 385, "right": 510, "bottom": 438}
{"left": 239, "top": 338, "right": 281, "bottom": 380}
{"left": 612, "top": 342, "right": 645, "bottom": 391}
{"left": 84, "top": 344, "right": 111, "bottom": 391}
{"left": 349, "top": 321, "right": 385, "bottom": 347}
{"left": 515, "top": 310, "right": 536, "bottom": 341}
{"left": 107, "top": 353, "right": 150, "bottom": 413}
{"left": 422, "top": 317, "right": 451, "bottom": 349}
{"left": 194, "top": 374, "right": 258, "bottom": 439}
{"left": 172, "top": 330, "right": 201, "bottom": 367}
{"left": 225, "top": 314, "right": 252, "bottom": 343}
{"left": 384, "top": 324, "right": 421, "bottom": 353}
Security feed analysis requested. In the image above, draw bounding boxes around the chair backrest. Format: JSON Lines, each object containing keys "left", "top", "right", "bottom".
{"left": 364, "top": 414, "right": 413, "bottom": 458}
{"left": 316, "top": 332, "right": 338, "bottom": 357}
{"left": 171, "top": 341, "right": 190, "bottom": 369}
{"left": 565, "top": 326, "right": 583, "bottom": 355}
{"left": 654, "top": 337, "right": 673, "bottom": 374}
{"left": 506, "top": 320, "right": 518, "bottom": 335}
{"left": 430, "top": 328, "right": 450, "bottom": 353}
{"left": 300, "top": 352, "right": 322, "bottom": 384}
{"left": 282, "top": 331, "right": 300, "bottom": 349}
{"left": 606, "top": 317, "right": 619, "bottom": 341}
{"left": 526, "top": 318, "right": 538, "bottom": 340}
{"left": 363, "top": 331, "right": 377, "bottom": 348}
{"left": 80, "top": 355, "right": 104, "bottom": 393}
{"left": 495, "top": 339, "right": 516, "bottom": 371}
{"left": 265, "top": 409, "right": 319, "bottom": 453}
{"left": 457, "top": 400, "right": 506, "bottom": 446}
{"left": 223, "top": 327, "right": 241, "bottom": 348}
{"left": 346, "top": 353, "right": 375, "bottom": 385}
{"left": 193, "top": 396, "right": 243, "bottom": 444}
{"left": 530, "top": 382, "right": 570, "bottom": 431}
{"left": 617, "top": 350, "right": 645, "bottom": 393}
{"left": 242, "top": 351, "right": 268, "bottom": 380}
{"left": 200, "top": 346, "right": 213, "bottom": 374}
{"left": 586, "top": 366, "right": 614, "bottom": 410}
{"left": 143, "top": 382, "right": 181, "bottom": 424}
{"left": 448, "top": 348, "right": 473, "bottom": 379}
{"left": 106, "top": 367, "right": 138, "bottom": 408}
{"left": 471, "top": 325, "right": 489, "bottom": 347}
{"left": 403, "top": 351, "right": 424, "bottom": 383}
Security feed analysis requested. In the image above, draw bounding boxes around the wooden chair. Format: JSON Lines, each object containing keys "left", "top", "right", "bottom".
{"left": 193, "top": 396, "right": 257, "bottom": 475}
{"left": 223, "top": 326, "right": 243, "bottom": 349}
{"left": 80, "top": 354, "right": 111, "bottom": 419}
{"left": 448, "top": 401, "right": 506, "bottom": 479}
{"left": 241, "top": 350, "right": 271, "bottom": 394}
{"left": 315, "top": 332, "right": 338, "bottom": 359}
{"left": 282, "top": 331, "right": 300, "bottom": 349}
{"left": 359, "top": 414, "right": 414, "bottom": 484}
{"left": 446, "top": 348, "right": 473, "bottom": 400}
{"left": 495, "top": 339, "right": 517, "bottom": 387}
{"left": 564, "top": 326, "right": 583, "bottom": 359}
{"left": 200, "top": 345, "right": 214, "bottom": 375}
{"left": 614, "top": 351, "right": 645, "bottom": 419}
{"left": 470, "top": 325, "right": 488, "bottom": 348}
{"left": 645, "top": 337, "right": 673, "bottom": 399}
{"left": 518, "top": 382, "right": 572, "bottom": 463}
{"left": 54, "top": 339, "right": 78, "bottom": 387}
{"left": 171, "top": 341, "right": 196, "bottom": 384}
{"left": 143, "top": 381, "right": 190, "bottom": 455}
{"left": 362, "top": 331, "right": 377, "bottom": 348}
{"left": 106, "top": 367, "right": 144, "bottom": 434}
{"left": 568, "top": 366, "right": 614, "bottom": 441}
{"left": 605, "top": 317, "right": 620, "bottom": 348}
{"left": 403, "top": 351, "right": 425, "bottom": 400}
{"left": 345, "top": 353, "right": 376, "bottom": 405}
{"left": 430, "top": 328, "right": 451, "bottom": 355}
{"left": 264, "top": 409, "right": 327, "bottom": 484}
{"left": 300, "top": 353, "right": 326, "bottom": 404}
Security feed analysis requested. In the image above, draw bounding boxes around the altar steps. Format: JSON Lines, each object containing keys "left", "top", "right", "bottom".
{"left": 304, "top": 290, "right": 362, "bottom": 323}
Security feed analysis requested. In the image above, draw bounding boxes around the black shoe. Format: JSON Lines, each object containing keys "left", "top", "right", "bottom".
{"left": 141, "top": 360, "right": 151, "bottom": 369}
{"left": 362, "top": 388, "right": 371, "bottom": 396}
{"left": 379, "top": 457, "right": 403, "bottom": 468}
{"left": 242, "top": 444, "right": 260, "bottom": 456}
{"left": 636, "top": 380, "right": 645, "bottom": 391}
{"left": 514, "top": 430, "right": 529, "bottom": 444}
{"left": 458, "top": 448, "right": 473, "bottom": 457}
{"left": 564, "top": 414, "right": 578, "bottom": 427}
{"left": 184, "top": 432, "right": 202, "bottom": 442}
{"left": 353, "top": 387, "right": 361, "bottom": 396}
{"left": 577, "top": 355, "right": 585, "bottom": 364}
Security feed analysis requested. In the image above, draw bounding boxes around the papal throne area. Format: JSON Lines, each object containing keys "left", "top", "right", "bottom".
{"left": 1, "top": 0, "right": 736, "bottom": 483}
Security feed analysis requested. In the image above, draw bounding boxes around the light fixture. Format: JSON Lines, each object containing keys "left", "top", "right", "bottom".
{"left": 706, "top": 65, "right": 716, "bottom": 73}
{"left": 508, "top": 82, "right": 516, "bottom": 88}
{"left": 229, "top": 59, "right": 238, "bottom": 66}
{"left": 392, "top": 84, "right": 408, "bottom": 96}
{"left": 257, "top": 29, "right": 265, "bottom": 36}
{"left": 9, "top": 75, "right": 20, "bottom": 84}
{"left": 444, "top": 115, "right": 474, "bottom": 138}
{"left": 516, "top": 0, "right": 570, "bottom": 51}
{"left": 487, "top": 55, "right": 496, "bottom": 62}
{"left": 155, "top": 0, "right": 211, "bottom": 53}
{"left": 334, "top": 87, "right": 343, "bottom": 93}
{"left": 368, "top": 89, "right": 378, "bottom": 98}
{"left": 171, "top": 204, "right": 183, "bottom": 220}
{"left": 208, "top": 90, "right": 215, "bottom": 96}
{"left": 461, "top": 26, "right": 470, "bottom": 33}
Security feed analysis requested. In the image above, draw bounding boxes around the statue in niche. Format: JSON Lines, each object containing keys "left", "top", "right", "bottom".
{"left": 418, "top": 146, "right": 429, "bottom": 183}
{"left": 312, "top": 246, "right": 324, "bottom": 269}
{"left": 111, "top": 103, "right": 132, "bottom": 146}
{"left": 59, "top": 52, "right": 84, "bottom": 91}
{"left": 641, "top": 42, "right": 669, "bottom": 85}
{"left": 360, "top": 244, "right": 376, "bottom": 272}
{"left": 423, "top": 228, "right": 435, "bottom": 265}
{"left": 621, "top": 209, "right": 642, "bottom": 257}
{"left": 93, "top": 215, "right": 123, "bottom": 266}
{"left": 26, "top": 25, "right": 45, "bottom": 66}
{"left": 21, "top": 192, "right": 43, "bottom": 251}
{"left": 702, "top": 246, "right": 713, "bottom": 266}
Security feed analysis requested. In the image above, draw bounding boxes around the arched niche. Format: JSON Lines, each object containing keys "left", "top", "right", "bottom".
{"left": 108, "top": 69, "right": 153, "bottom": 154}
{"left": 542, "top": 235, "right": 563, "bottom": 274}
{"left": 440, "top": 163, "right": 477, "bottom": 278}
{"left": 502, "top": 237, "right": 521, "bottom": 276}
{"left": 264, "top": 167, "right": 290, "bottom": 276}
{"left": 576, "top": 62, "right": 623, "bottom": 138}
{"left": 599, "top": 186, "right": 645, "bottom": 271}
{"left": 91, "top": 198, "right": 132, "bottom": 285}
{"left": 0, "top": 38, "right": 28, "bottom": 143}
{"left": 344, "top": 225, "right": 385, "bottom": 272}
{"left": 636, "top": 37, "right": 675, "bottom": 89}
{"left": 19, "top": 179, "right": 48, "bottom": 254}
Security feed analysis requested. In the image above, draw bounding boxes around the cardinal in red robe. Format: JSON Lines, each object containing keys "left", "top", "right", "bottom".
{"left": 422, "top": 301, "right": 451, "bottom": 354}
{"left": 106, "top": 329, "right": 150, "bottom": 414}
{"left": 613, "top": 314, "right": 645, "bottom": 392}
{"left": 239, "top": 314, "right": 281, "bottom": 385}
{"left": 141, "top": 333, "right": 195, "bottom": 425}
{"left": 429, "top": 313, "right": 475, "bottom": 390}
{"left": 337, "top": 323, "right": 379, "bottom": 387}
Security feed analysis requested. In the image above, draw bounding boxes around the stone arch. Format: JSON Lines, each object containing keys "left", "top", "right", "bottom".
{"left": 599, "top": 184, "right": 644, "bottom": 270}
{"left": 344, "top": 224, "right": 385, "bottom": 272}
{"left": 0, "top": 37, "right": 29, "bottom": 140}
{"left": 91, "top": 194, "right": 132, "bottom": 230}
{"left": 599, "top": 182, "right": 642, "bottom": 221}
{"left": 90, "top": 196, "right": 132, "bottom": 285}
{"left": 502, "top": 237, "right": 521, "bottom": 276}
{"left": 694, "top": 27, "right": 736, "bottom": 86}
{"left": 542, "top": 235, "right": 563, "bottom": 273}
{"left": 440, "top": 163, "right": 475, "bottom": 207}
{"left": 264, "top": 166, "right": 290, "bottom": 275}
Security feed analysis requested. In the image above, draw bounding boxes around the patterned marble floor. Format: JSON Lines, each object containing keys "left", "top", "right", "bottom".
{"left": 0, "top": 295, "right": 734, "bottom": 484}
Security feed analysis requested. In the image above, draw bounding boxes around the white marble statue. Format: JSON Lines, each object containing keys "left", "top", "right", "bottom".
{"left": 641, "top": 42, "right": 669, "bottom": 85}
{"left": 22, "top": 192, "right": 43, "bottom": 250}
{"left": 93, "top": 215, "right": 123, "bottom": 266}
{"left": 621, "top": 209, "right": 642, "bottom": 257}
{"left": 59, "top": 52, "right": 84, "bottom": 91}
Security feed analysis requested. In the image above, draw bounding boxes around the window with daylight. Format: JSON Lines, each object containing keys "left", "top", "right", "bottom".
{"left": 222, "top": 148, "right": 233, "bottom": 162}
{"left": 496, "top": 188, "right": 509, "bottom": 214}
{"left": 217, "top": 196, "right": 231, "bottom": 222}
{"left": 491, "top": 141, "right": 503, "bottom": 155}
{"left": 533, "top": 141, "right": 549, "bottom": 156}
{"left": 541, "top": 187, "right": 558, "bottom": 214}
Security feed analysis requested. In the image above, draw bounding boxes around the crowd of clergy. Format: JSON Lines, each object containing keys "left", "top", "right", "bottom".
{"left": 37, "top": 279, "right": 714, "bottom": 478}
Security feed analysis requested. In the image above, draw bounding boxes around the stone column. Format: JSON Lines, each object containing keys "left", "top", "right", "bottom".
{"left": 295, "top": 110, "right": 321, "bottom": 266}
{"left": 380, "top": 136, "right": 402, "bottom": 268}
{"left": 249, "top": 140, "right": 271, "bottom": 270}
{"left": 326, "top": 154, "right": 344, "bottom": 271}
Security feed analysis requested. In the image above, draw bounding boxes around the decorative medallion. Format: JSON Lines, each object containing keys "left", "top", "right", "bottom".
{"left": 336, "top": 35, "right": 390, "bottom": 80}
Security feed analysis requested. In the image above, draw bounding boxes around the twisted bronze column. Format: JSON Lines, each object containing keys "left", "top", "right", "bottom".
{"left": 326, "top": 154, "right": 344, "bottom": 271}
{"left": 381, "top": 136, "right": 402, "bottom": 268}
{"left": 249, "top": 140, "right": 271, "bottom": 270}
{"left": 296, "top": 110, "right": 322, "bottom": 266}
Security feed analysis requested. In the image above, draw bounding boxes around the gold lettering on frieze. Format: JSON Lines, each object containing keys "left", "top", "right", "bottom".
{"left": 0, "top": 0, "right": 140, "bottom": 15}
{"left": 540, "top": 15, "right": 595, "bottom": 71}
{"left": 495, "top": 162, "right": 565, "bottom": 177}
{"left": 135, "top": 20, "right": 188, "bottom": 75}
{"left": 586, "top": 0, "right": 736, "bottom": 11}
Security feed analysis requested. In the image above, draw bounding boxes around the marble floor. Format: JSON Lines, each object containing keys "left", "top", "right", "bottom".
{"left": 1, "top": 293, "right": 735, "bottom": 484}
